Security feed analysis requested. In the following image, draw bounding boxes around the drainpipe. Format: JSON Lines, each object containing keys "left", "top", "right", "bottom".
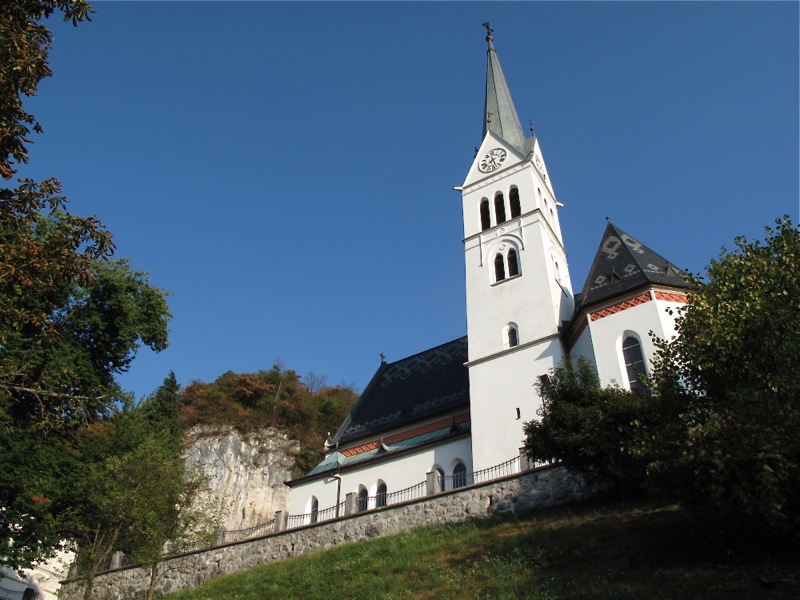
{"left": 332, "top": 473, "right": 342, "bottom": 518}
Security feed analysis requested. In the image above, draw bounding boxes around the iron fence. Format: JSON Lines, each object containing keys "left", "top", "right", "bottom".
{"left": 219, "top": 519, "right": 276, "bottom": 545}
{"left": 79, "top": 453, "right": 551, "bottom": 577}
{"left": 0, "top": 583, "right": 43, "bottom": 600}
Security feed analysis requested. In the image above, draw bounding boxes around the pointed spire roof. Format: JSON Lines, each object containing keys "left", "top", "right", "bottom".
{"left": 576, "top": 222, "right": 689, "bottom": 310}
{"left": 482, "top": 23, "right": 526, "bottom": 153}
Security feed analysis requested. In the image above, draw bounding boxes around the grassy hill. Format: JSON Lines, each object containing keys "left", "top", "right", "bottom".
{"left": 165, "top": 497, "right": 799, "bottom": 599}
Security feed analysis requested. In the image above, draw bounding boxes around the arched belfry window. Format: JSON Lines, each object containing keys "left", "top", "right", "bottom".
{"left": 493, "top": 246, "right": 521, "bottom": 284}
{"left": 494, "top": 193, "right": 506, "bottom": 224}
{"left": 480, "top": 199, "right": 491, "bottom": 231}
{"left": 494, "top": 253, "right": 506, "bottom": 282}
{"left": 507, "top": 248, "right": 519, "bottom": 277}
{"left": 622, "top": 336, "right": 646, "bottom": 392}
{"left": 510, "top": 187, "right": 521, "bottom": 218}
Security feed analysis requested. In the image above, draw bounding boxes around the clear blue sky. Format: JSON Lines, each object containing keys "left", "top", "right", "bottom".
{"left": 21, "top": 1, "right": 799, "bottom": 400}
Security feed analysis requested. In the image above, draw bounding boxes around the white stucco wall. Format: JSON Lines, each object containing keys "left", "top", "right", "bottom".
{"left": 288, "top": 435, "right": 472, "bottom": 520}
{"left": 468, "top": 337, "right": 563, "bottom": 471}
{"left": 587, "top": 292, "right": 684, "bottom": 389}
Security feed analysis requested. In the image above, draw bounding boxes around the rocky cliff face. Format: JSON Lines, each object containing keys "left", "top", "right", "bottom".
{"left": 185, "top": 426, "right": 298, "bottom": 532}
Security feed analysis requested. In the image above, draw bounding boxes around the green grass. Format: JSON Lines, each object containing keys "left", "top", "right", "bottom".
{"left": 166, "top": 498, "right": 799, "bottom": 599}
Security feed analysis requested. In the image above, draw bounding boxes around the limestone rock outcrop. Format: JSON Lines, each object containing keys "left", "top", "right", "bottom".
{"left": 185, "top": 426, "right": 298, "bottom": 532}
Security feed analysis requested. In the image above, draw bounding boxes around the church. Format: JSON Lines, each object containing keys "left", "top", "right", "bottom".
{"left": 285, "top": 26, "right": 689, "bottom": 521}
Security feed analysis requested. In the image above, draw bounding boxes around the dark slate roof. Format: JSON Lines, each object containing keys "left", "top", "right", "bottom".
{"left": 332, "top": 337, "right": 469, "bottom": 446}
{"left": 576, "top": 223, "right": 689, "bottom": 311}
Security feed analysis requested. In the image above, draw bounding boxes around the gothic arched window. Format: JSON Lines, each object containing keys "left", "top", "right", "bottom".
{"left": 480, "top": 199, "right": 491, "bottom": 231}
{"left": 510, "top": 187, "right": 521, "bottom": 218}
{"left": 494, "top": 193, "right": 506, "bottom": 224}
{"left": 622, "top": 336, "right": 646, "bottom": 392}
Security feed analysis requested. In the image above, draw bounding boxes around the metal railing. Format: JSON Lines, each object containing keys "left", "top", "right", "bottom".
{"left": 219, "top": 518, "right": 275, "bottom": 545}
{"left": 0, "top": 583, "right": 43, "bottom": 600}
{"left": 80, "top": 454, "right": 551, "bottom": 576}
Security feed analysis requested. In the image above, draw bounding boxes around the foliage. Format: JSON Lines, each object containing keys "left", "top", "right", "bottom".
{"left": 0, "top": 2, "right": 174, "bottom": 570}
{"left": 524, "top": 358, "right": 656, "bottom": 492}
{"left": 0, "top": 0, "right": 95, "bottom": 178}
{"left": 164, "top": 498, "right": 800, "bottom": 600}
{"left": 526, "top": 218, "right": 800, "bottom": 535}
{"left": 650, "top": 217, "right": 800, "bottom": 532}
{"left": 69, "top": 374, "right": 219, "bottom": 600}
{"left": 179, "top": 367, "right": 358, "bottom": 475}
{"left": 0, "top": 257, "right": 170, "bottom": 570}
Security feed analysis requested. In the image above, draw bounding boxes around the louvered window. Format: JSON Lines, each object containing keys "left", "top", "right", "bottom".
{"left": 494, "top": 253, "right": 506, "bottom": 282}
{"left": 507, "top": 248, "right": 519, "bottom": 277}
{"left": 495, "top": 193, "right": 506, "bottom": 224}
{"left": 480, "top": 199, "right": 491, "bottom": 231}
{"left": 510, "top": 187, "right": 521, "bottom": 218}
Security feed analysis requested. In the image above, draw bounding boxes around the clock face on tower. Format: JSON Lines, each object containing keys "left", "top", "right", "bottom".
{"left": 478, "top": 148, "right": 507, "bottom": 173}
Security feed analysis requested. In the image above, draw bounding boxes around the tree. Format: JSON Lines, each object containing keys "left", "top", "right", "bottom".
{"left": 1, "top": 0, "right": 95, "bottom": 179}
{"left": 651, "top": 217, "right": 800, "bottom": 532}
{"left": 69, "top": 375, "right": 218, "bottom": 600}
{"left": 524, "top": 358, "right": 656, "bottom": 493}
{"left": 0, "top": 257, "right": 170, "bottom": 570}
{"left": 1, "top": 1, "right": 175, "bottom": 571}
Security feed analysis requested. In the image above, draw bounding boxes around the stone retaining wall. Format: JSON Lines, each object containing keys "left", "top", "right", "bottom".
{"left": 59, "top": 465, "right": 594, "bottom": 599}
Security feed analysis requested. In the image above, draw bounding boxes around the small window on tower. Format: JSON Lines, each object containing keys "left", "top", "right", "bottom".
{"left": 494, "top": 253, "right": 506, "bottom": 282}
{"left": 480, "top": 199, "right": 491, "bottom": 231}
{"left": 495, "top": 193, "right": 506, "bottom": 224}
{"left": 506, "top": 324, "right": 519, "bottom": 348}
{"left": 508, "top": 248, "right": 519, "bottom": 277}
{"left": 510, "top": 187, "right": 521, "bottom": 218}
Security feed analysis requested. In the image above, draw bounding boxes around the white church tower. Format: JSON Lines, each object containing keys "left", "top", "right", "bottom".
{"left": 462, "top": 25, "right": 575, "bottom": 471}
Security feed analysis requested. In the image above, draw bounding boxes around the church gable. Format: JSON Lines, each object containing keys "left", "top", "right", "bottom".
{"left": 333, "top": 337, "right": 469, "bottom": 447}
{"left": 577, "top": 223, "right": 689, "bottom": 311}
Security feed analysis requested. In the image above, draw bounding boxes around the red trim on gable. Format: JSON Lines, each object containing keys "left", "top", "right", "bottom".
{"left": 589, "top": 292, "right": 652, "bottom": 322}
{"left": 340, "top": 412, "right": 471, "bottom": 458}
{"left": 654, "top": 290, "right": 689, "bottom": 304}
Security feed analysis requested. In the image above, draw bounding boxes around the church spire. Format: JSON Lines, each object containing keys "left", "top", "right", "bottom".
{"left": 482, "top": 23, "right": 525, "bottom": 153}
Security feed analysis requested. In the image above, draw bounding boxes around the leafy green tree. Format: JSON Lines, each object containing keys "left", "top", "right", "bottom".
{"left": 0, "top": 258, "right": 170, "bottom": 570}
{"left": 1, "top": 0, "right": 95, "bottom": 179}
{"left": 651, "top": 217, "right": 800, "bottom": 532}
{"left": 68, "top": 375, "right": 219, "bottom": 600}
{"left": 1, "top": 2, "right": 173, "bottom": 569}
{"left": 524, "top": 358, "right": 656, "bottom": 493}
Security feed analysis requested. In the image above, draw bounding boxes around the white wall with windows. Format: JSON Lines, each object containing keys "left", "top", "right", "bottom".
{"left": 287, "top": 435, "right": 472, "bottom": 522}
{"left": 584, "top": 291, "right": 684, "bottom": 390}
